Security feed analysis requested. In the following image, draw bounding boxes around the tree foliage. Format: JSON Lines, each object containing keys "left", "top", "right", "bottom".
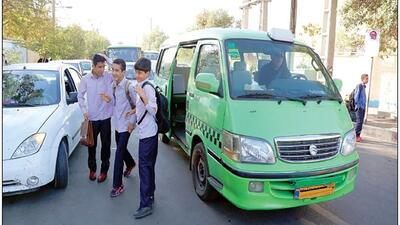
{"left": 341, "top": 0, "right": 397, "bottom": 56}
{"left": 192, "top": 9, "right": 235, "bottom": 30}
{"left": 141, "top": 27, "right": 169, "bottom": 51}
{"left": 3, "top": 0, "right": 110, "bottom": 60}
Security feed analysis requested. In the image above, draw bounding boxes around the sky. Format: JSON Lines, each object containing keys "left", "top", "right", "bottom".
{"left": 56, "top": 0, "right": 328, "bottom": 46}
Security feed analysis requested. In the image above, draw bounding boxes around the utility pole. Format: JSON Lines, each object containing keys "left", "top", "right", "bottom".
{"left": 52, "top": 0, "right": 56, "bottom": 26}
{"left": 320, "top": 0, "right": 338, "bottom": 75}
{"left": 259, "top": 0, "right": 269, "bottom": 31}
{"left": 289, "top": 0, "right": 297, "bottom": 34}
{"left": 240, "top": 0, "right": 251, "bottom": 29}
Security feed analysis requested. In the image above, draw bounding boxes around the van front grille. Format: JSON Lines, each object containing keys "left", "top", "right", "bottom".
{"left": 275, "top": 134, "right": 341, "bottom": 163}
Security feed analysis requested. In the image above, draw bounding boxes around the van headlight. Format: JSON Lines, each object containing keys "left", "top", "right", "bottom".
{"left": 222, "top": 131, "right": 275, "bottom": 164}
{"left": 341, "top": 130, "right": 356, "bottom": 156}
{"left": 12, "top": 133, "right": 46, "bottom": 159}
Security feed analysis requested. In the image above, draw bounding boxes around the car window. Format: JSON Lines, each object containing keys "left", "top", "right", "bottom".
{"left": 157, "top": 47, "right": 176, "bottom": 80}
{"left": 68, "top": 68, "right": 81, "bottom": 89}
{"left": 64, "top": 69, "right": 77, "bottom": 98}
{"left": 196, "top": 44, "right": 222, "bottom": 80}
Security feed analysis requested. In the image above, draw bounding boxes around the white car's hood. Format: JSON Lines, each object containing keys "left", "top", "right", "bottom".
{"left": 3, "top": 105, "right": 58, "bottom": 160}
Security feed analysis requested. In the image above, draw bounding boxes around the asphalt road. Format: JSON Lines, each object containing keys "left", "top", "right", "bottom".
{"left": 3, "top": 133, "right": 397, "bottom": 225}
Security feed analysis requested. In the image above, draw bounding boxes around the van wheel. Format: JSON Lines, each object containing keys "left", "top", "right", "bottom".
{"left": 54, "top": 141, "right": 69, "bottom": 189}
{"left": 161, "top": 134, "right": 170, "bottom": 144}
{"left": 191, "top": 142, "right": 218, "bottom": 201}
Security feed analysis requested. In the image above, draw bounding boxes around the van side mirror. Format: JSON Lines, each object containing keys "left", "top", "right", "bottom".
{"left": 67, "top": 91, "right": 78, "bottom": 104}
{"left": 195, "top": 73, "right": 220, "bottom": 94}
{"left": 333, "top": 79, "right": 343, "bottom": 92}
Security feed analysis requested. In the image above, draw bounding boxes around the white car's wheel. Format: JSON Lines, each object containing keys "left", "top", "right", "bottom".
{"left": 54, "top": 141, "right": 69, "bottom": 189}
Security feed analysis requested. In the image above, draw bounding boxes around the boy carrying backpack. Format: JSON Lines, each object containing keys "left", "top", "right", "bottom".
{"left": 132, "top": 57, "right": 161, "bottom": 219}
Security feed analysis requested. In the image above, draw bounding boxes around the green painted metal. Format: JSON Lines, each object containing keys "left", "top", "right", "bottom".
{"left": 155, "top": 28, "right": 359, "bottom": 210}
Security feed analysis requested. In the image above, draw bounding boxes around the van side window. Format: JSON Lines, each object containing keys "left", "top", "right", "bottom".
{"left": 173, "top": 46, "right": 196, "bottom": 94}
{"left": 196, "top": 45, "right": 222, "bottom": 80}
{"left": 196, "top": 44, "right": 223, "bottom": 95}
{"left": 158, "top": 47, "right": 176, "bottom": 80}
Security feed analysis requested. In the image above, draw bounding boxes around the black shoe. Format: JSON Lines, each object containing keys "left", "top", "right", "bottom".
{"left": 134, "top": 207, "right": 153, "bottom": 219}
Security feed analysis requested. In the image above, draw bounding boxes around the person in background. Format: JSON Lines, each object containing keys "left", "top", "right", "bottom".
{"left": 354, "top": 73, "right": 369, "bottom": 142}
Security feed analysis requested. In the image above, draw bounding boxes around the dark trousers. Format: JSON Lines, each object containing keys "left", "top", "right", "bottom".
{"left": 139, "top": 135, "right": 158, "bottom": 209}
{"left": 113, "top": 131, "right": 136, "bottom": 188}
{"left": 355, "top": 108, "right": 366, "bottom": 136}
{"left": 88, "top": 118, "right": 111, "bottom": 173}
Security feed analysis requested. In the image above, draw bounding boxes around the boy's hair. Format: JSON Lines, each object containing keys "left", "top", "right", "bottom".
{"left": 361, "top": 73, "right": 368, "bottom": 80}
{"left": 134, "top": 57, "right": 151, "bottom": 72}
{"left": 113, "top": 58, "right": 126, "bottom": 71}
{"left": 92, "top": 54, "right": 106, "bottom": 66}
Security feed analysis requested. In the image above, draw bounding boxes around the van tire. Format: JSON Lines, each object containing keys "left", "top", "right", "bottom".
{"left": 191, "top": 142, "right": 218, "bottom": 201}
{"left": 53, "top": 141, "right": 69, "bottom": 189}
{"left": 161, "top": 134, "right": 170, "bottom": 144}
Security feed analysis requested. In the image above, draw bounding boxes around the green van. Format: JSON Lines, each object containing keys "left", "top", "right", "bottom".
{"left": 154, "top": 28, "right": 358, "bottom": 210}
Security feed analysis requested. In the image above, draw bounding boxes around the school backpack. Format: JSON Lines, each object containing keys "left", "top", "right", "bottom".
{"left": 137, "top": 81, "right": 170, "bottom": 134}
{"left": 347, "top": 88, "right": 356, "bottom": 112}
{"left": 112, "top": 80, "right": 135, "bottom": 109}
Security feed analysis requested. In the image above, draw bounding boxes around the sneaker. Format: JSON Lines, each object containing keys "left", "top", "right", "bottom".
{"left": 97, "top": 172, "right": 107, "bottom": 183}
{"left": 123, "top": 164, "right": 135, "bottom": 177}
{"left": 356, "top": 136, "right": 362, "bottom": 142}
{"left": 134, "top": 207, "right": 153, "bottom": 219}
{"left": 110, "top": 185, "right": 124, "bottom": 197}
{"left": 89, "top": 171, "right": 96, "bottom": 181}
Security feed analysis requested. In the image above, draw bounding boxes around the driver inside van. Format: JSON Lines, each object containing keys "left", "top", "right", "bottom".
{"left": 258, "top": 50, "right": 291, "bottom": 86}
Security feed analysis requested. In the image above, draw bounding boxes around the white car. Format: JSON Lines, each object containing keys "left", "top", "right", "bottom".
{"left": 3, "top": 63, "right": 83, "bottom": 195}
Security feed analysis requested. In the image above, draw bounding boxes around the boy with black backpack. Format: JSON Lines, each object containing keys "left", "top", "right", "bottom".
{"left": 132, "top": 57, "right": 159, "bottom": 219}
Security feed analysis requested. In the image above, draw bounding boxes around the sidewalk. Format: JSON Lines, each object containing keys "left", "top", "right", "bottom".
{"left": 359, "top": 113, "right": 397, "bottom": 144}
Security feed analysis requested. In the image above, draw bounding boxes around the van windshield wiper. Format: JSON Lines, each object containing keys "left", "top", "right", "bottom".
{"left": 299, "top": 94, "right": 342, "bottom": 104}
{"left": 236, "top": 93, "right": 307, "bottom": 105}
{"left": 236, "top": 93, "right": 278, "bottom": 99}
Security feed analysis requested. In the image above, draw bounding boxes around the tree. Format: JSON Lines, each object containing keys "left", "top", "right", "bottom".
{"left": 192, "top": 9, "right": 235, "bottom": 30}
{"left": 341, "top": 0, "right": 397, "bottom": 56}
{"left": 84, "top": 30, "right": 111, "bottom": 58}
{"left": 300, "top": 23, "right": 322, "bottom": 49}
{"left": 142, "top": 27, "right": 169, "bottom": 51}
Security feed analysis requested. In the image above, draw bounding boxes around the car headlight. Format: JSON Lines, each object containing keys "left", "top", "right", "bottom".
{"left": 12, "top": 133, "right": 46, "bottom": 159}
{"left": 341, "top": 130, "right": 356, "bottom": 156}
{"left": 223, "top": 131, "right": 275, "bottom": 164}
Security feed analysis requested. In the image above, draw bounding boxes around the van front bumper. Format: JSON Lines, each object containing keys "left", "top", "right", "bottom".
{"left": 207, "top": 150, "right": 359, "bottom": 210}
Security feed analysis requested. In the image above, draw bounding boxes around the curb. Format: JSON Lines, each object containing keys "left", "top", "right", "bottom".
{"left": 360, "top": 124, "right": 397, "bottom": 144}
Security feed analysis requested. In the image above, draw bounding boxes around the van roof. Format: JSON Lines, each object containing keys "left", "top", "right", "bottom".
{"left": 107, "top": 45, "right": 141, "bottom": 49}
{"left": 161, "top": 28, "right": 302, "bottom": 48}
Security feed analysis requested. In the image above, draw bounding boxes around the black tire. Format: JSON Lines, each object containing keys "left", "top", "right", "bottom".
{"left": 54, "top": 141, "right": 69, "bottom": 189}
{"left": 191, "top": 142, "right": 218, "bottom": 201}
{"left": 161, "top": 133, "right": 170, "bottom": 144}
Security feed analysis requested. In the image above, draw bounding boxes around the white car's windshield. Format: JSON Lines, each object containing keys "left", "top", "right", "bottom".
{"left": 80, "top": 61, "right": 91, "bottom": 70}
{"left": 3, "top": 70, "right": 60, "bottom": 107}
{"left": 225, "top": 39, "right": 341, "bottom": 101}
{"left": 107, "top": 47, "right": 141, "bottom": 62}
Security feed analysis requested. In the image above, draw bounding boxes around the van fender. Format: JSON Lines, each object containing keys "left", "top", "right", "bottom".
{"left": 188, "top": 129, "right": 207, "bottom": 170}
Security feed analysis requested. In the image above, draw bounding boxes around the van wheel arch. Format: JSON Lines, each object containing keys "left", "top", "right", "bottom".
{"left": 189, "top": 135, "right": 203, "bottom": 171}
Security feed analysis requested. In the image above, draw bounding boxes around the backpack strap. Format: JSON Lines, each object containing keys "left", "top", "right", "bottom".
{"left": 137, "top": 81, "right": 154, "bottom": 125}
{"left": 125, "top": 80, "right": 135, "bottom": 109}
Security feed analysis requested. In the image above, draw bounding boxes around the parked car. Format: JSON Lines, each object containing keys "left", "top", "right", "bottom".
{"left": 78, "top": 59, "right": 92, "bottom": 75}
{"left": 143, "top": 50, "right": 159, "bottom": 72}
{"left": 3, "top": 63, "right": 84, "bottom": 195}
{"left": 50, "top": 60, "right": 85, "bottom": 76}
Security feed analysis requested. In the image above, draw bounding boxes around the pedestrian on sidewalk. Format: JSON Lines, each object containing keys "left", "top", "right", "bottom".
{"left": 109, "top": 58, "right": 137, "bottom": 197}
{"left": 132, "top": 57, "right": 158, "bottom": 219}
{"left": 354, "top": 73, "right": 369, "bottom": 142}
{"left": 78, "top": 53, "right": 113, "bottom": 183}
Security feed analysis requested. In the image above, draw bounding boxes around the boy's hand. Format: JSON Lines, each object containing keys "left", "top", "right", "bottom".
{"left": 135, "top": 86, "right": 145, "bottom": 98}
{"left": 125, "top": 108, "right": 136, "bottom": 117}
{"left": 83, "top": 112, "right": 89, "bottom": 120}
{"left": 100, "top": 93, "right": 111, "bottom": 103}
{"left": 128, "top": 123, "right": 135, "bottom": 133}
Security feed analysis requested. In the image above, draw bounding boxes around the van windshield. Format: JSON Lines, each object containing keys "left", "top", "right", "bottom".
{"left": 225, "top": 39, "right": 341, "bottom": 101}
{"left": 107, "top": 47, "right": 141, "bottom": 62}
